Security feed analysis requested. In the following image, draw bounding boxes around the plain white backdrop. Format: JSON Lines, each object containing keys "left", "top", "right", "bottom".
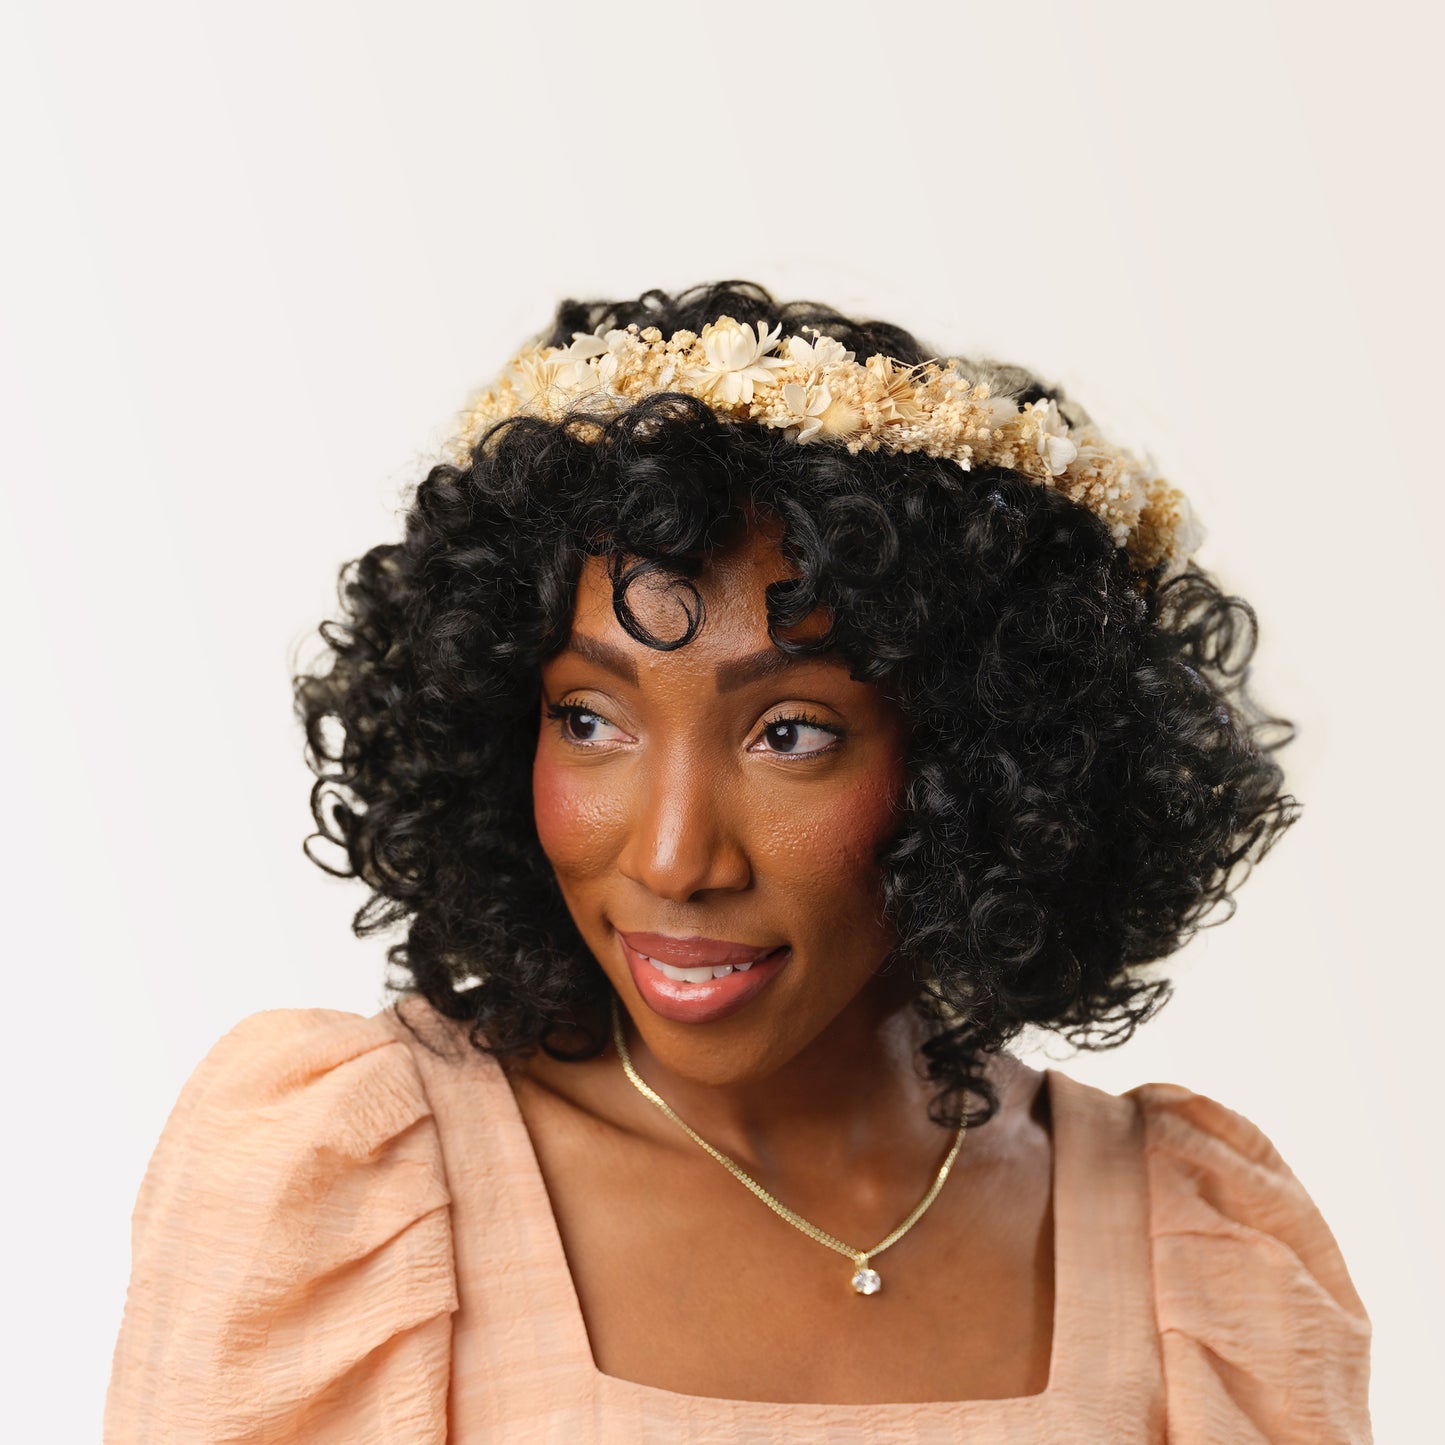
{"left": 2, "top": 1, "right": 1438, "bottom": 1438}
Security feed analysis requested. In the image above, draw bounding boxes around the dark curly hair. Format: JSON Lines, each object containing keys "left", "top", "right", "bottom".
{"left": 292, "top": 279, "right": 1299, "bottom": 1128}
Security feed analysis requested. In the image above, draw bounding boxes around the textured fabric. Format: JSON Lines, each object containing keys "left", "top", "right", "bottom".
{"left": 104, "top": 998, "right": 1372, "bottom": 1443}
{"left": 103, "top": 1007, "right": 456, "bottom": 1444}
{"left": 1129, "top": 1084, "right": 1373, "bottom": 1444}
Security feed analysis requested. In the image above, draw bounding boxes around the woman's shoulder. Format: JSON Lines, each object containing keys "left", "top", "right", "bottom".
{"left": 1112, "top": 1077, "right": 1373, "bottom": 1443}
{"left": 104, "top": 1002, "right": 457, "bottom": 1444}
{"left": 1121, "top": 1080, "right": 1369, "bottom": 1317}
{"left": 149, "top": 1001, "right": 440, "bottom": 1118}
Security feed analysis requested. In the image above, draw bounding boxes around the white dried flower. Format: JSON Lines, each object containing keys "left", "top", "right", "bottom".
{"left": 780, "top": 382, "right": 832, "bottom": 443}
{"left": 562, "top": 328, "right": 609, "bottom": 361}
{"left": 1026, "top": 398, "right": 1078, "bottom": 476}
{"left": 786, "top": 334, "right": 855, "bottom": 375}
{"left": 686, "top": 316, "right": 789, "bottom": 404}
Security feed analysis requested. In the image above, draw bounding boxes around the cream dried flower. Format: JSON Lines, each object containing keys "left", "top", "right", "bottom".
{"left": 786, "top": 333, "right": 855, "bottom": 375}
{"left": 562, "top": 328, "right": 610, "bottom": 361}
{"left": 506, "top": 333, "right": 625, "bottom": 415}
{"left": 779, "top": 382, "right": 832, "bottom": 443}
{"left": 1025, "top": 398, "right": 1079, "bottom": 476}
{"left": 545, "top": 326, "right": 651, "bottom": 398}
{"left": 686, "top": 316, "right": 789, "bottom": 404}
{"left": 864, "top": 354, "right": 928, "bottom": 424}
{"left": 507, "top": 352, "right": 573, "bottom": 411}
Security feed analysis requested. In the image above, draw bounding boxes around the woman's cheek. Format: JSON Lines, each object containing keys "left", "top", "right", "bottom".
{"left": 804, "top": 754, "right": 906, "bottom": 854}
{"left": 532, "top": 751, "right": 620, "bottom": 875}
{"left": 755, "top": 768, "right": 905, "bottom": 884}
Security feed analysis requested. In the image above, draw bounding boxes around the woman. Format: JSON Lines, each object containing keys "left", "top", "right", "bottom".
{"left": 104, "top": 280, "right": 1372, "bottom": 1441}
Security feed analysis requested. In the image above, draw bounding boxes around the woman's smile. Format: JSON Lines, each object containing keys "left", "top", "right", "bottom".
{"left": 618, "top": 932, "right": 795, "bottom": 1025}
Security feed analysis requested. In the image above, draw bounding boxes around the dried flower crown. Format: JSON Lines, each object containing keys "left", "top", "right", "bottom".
{"left": 446, "top": 315, "right": 1205, "bottom": 578}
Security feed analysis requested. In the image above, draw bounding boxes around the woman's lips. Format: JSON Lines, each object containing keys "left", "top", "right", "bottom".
{"left": 618, "top": 933, "right": 792, "bottom": 1025}
{"left": 616, "top": 931, "right": 784, "bottom": 968}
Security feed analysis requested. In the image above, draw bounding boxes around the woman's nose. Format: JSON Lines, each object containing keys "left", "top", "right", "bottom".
{"left": 614, "top": 755, "right": 752, "bottom": 901}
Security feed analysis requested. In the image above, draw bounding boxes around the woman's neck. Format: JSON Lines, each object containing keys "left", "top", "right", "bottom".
{"left": 618, "top": 972, "right": 938, "bottom": 1178}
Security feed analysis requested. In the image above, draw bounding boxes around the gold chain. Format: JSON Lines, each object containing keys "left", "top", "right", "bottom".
{"left": 609, "top": 993, "right": 966, "bottom": 1294}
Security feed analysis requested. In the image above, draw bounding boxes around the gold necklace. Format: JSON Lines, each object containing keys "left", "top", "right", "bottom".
{"left": 609, "top": 993, "right": 966, "bottom": 1295}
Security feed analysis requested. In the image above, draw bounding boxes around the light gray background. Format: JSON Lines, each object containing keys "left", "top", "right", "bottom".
{"left": 2, "top": 2, "right": 1437, "bottom": 1438}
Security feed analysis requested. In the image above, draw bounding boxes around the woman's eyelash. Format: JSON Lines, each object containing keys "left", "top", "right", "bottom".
{"left": 769, "top": 709, "right": 838, "bottom": 736}
{"left": 763, "top": 712, "right": 845, "bottom": 759}
{"left": 544, "top": 702, "right": 604, "bottom": 739}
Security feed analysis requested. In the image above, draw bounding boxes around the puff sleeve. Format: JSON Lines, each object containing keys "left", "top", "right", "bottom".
{"left": 1128, "top": 1082, "right": 1372, "bottom": 1445}
{"left": 104, "top": 1008, "right": 457, "bottom": 1444}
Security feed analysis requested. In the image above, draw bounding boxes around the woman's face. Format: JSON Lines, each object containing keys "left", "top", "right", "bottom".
{"left": 532, "top": 516, "right": 913, "bottom": 1086}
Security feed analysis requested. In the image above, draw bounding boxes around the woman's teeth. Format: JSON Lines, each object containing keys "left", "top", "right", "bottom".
{"left": 639, "top": 954, "right": 756, "bottom": 984}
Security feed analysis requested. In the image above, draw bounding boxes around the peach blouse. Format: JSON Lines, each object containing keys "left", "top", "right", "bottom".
{"left": 104, "top": 997, "right": 1372, "bottom": 1443}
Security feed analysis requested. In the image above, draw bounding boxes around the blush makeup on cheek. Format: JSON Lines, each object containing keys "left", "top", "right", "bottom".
{"left": 530, "top": 756, "right": 570, "bottom": 853}
{"left": 531, "top": 751, "right": 608, "bottom": 868}
{"left": 837, "top": 779, "right": 903, "bottom": 851}
{"left": 794, "top": 771, "right": 906, "bottom": 877}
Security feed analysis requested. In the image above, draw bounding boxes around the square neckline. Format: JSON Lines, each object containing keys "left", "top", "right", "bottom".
{"left": 489, "top": 1048, "right": 1084, "bottom": 1417}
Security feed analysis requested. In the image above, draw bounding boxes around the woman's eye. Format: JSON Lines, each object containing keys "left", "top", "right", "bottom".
{"left": 545, "top": 703, "right": 627, "bottom": 746}
{"left": 753, "top": 713, "right": 841, "bottom": 759}
{"left": 546, "top": 702, "right": 840, "bottom": 758}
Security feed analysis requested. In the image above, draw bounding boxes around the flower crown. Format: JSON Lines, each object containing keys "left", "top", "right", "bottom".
{"left": 445, "top": 315, "right": 1204, "bottom": 578}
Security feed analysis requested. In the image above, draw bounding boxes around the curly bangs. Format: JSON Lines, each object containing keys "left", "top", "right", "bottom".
{"left": 292, "top": 280, "right": 1299, "bottom": 1127}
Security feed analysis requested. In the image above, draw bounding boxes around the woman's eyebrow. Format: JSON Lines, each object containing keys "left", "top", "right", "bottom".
{"left": 560, "top": 634, "right": 847, "bottom": 693}
{"left": 714, "top": 647, "right": 836, "bottom": 692}
{"left": 559, "top": 634, "right": 637, "bottom": 684}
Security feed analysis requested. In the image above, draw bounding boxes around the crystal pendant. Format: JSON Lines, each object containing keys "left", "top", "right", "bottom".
{"left": 850, "top": 1264, "right": 881, "bottom": 1295}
